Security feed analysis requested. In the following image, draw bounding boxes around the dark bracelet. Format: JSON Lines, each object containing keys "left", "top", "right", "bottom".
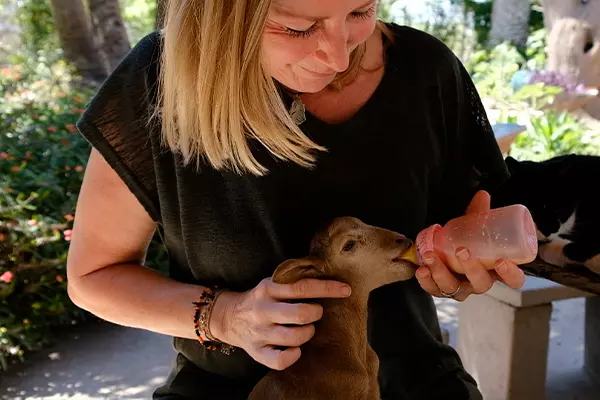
{"left": 193, "top": 286, "right": 235, "bottom": 355}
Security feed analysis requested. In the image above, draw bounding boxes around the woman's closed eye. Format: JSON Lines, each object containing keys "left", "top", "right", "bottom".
{"left": 284, "top": 4, "right": 377, "bottom": 39}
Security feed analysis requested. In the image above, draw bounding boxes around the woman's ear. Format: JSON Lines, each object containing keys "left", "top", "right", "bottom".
{"left": 272, "top": 257, "right": 326, "bottom": 285}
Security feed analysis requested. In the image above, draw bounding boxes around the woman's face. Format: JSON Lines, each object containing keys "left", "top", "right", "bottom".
{"left": 262, "top": 0, "right": 379, "bottom": 93}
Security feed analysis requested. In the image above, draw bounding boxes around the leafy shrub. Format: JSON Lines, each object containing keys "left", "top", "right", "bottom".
{"left": 468, "top": 30, "right": 600, "bottom": 161}
{"left": 0, "top": 51, "right": 94, "bottom": 370}
{"left": 0, "top": 50, "right": 167, "bottom": 370}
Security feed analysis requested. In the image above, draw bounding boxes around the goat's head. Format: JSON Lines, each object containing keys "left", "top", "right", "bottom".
{"left": 272, "top": 217, "right": 418, "bottom": 293}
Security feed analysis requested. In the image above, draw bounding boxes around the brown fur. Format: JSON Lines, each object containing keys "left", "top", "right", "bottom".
{"left": 248, "top": 217, "right": 418, "bottom": 400}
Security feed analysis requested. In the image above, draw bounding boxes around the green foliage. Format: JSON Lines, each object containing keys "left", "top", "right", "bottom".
{"left": 4, "top": 0, "right": 158, "bottom": 59}
{"left": 467, "top": 42, "right": 525, "bottom": 100}
{"left": 390, "top": 1, "right": 476, "bottom": 60}
{"left": 121, "top": 0, "right": 158, "bottom": 45}
{"left": 13, "top": 0, "right": 57, "bottom": 54}
{"left": 0, "top": 48, "right": 168, "bottom": 370}
{"left": 468, "top": 33, "right": 600, "bottom": 162}
{"left": 460, "top": 0, "right": 493, "bottom": 46}
{"left": 0, "top": 51, "right": 92, "bottom": 369}
{"left": 458, "top": 0, "right": 544, "bottom": 49}
{"left": 377, "top": 0, "right": 397, "bottom": 21}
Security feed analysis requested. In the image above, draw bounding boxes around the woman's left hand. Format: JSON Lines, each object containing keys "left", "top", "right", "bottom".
{"left": 415, "top": 190, "right": 527, "bottom": 302}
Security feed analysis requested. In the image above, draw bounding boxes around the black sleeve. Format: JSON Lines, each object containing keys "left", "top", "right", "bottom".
{"left": 428, "top": 43, "right": 511, "bottom": 225}
{"left": 75, "top": 31, "right": 163, "bottom": 223}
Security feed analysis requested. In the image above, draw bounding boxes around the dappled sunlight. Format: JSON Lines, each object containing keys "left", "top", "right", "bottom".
{"left": 0, "top": 322, "right": 173, "bottom": 400}
{"left": 434, "top": 298, "right": 460, "bottom": 329}
{"left": 435, "top": 294, "right": 598, "bottom": 399}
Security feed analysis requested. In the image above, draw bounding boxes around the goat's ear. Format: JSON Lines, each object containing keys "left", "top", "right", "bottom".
{"left": 272, "top": 257, "right": 326, "bottom": 285}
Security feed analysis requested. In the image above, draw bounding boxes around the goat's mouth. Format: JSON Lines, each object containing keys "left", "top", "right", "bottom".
{"left": 392, "top": 243, "right": 419, "bottom": 266}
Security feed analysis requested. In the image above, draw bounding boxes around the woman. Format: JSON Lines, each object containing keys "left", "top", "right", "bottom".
{"left": 67, "top": 0, "right": 526, "bottom": 398}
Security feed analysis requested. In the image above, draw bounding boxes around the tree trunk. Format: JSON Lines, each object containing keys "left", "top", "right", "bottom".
{"left": 49, "top": 0, "right": 108, "bottom": 83}
{"left": 155, "top": 0, "right": 167, "bottom": 30}
{"left": 88, "top": 0, "right": 131, "bottom": 72}
{"left": 488, "top": 0, "right": 531, "bottom": 48}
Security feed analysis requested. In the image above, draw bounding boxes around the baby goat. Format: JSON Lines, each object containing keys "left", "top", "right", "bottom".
{"left": 249, "top": 216, "right": 418, "bottom": 400}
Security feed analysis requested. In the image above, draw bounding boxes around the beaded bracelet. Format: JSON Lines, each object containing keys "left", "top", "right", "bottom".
{"left": 193, "top": 286, "right": 235, "bottom": 355}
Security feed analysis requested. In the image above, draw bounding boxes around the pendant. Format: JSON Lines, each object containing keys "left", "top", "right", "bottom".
{"left": 289, "top": 94, "right": 306, "bottom": 125}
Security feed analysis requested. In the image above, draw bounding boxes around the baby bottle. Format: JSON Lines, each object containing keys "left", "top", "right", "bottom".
{"left": 411, "top": 204, "right": 538, "bottom": 273}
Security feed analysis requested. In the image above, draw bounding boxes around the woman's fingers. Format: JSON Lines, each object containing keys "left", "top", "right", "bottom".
{"left": 450, "top": 281, "right": 473, "bottom": 302}
{"left": 265, "top": 278, "right": 351, "bottom": 300}
{"left": 267, "top": 302, "right": 323, "bottom": 325}
{"left": 259, "top": 324, "right": 316, "bottom": 348}
{"left": 494, "top": 260, "right": 526, "bottom": 289}
{"left": 466, "top": 190, "right": 491, "bottom": 215}
{"left": 254, "top": 346, "right": 302, "bottom": 371}
{"left": 415, "top": 266, "right": 443, "bottom": 297}
{"left": 416, "top": 265, "right": 474, "bottom": 301}
{"left": 455, "top": 247, "right": 494, "bottom": 294}
{"left": 420, "top": 252, "right": 461, "bottom": 296}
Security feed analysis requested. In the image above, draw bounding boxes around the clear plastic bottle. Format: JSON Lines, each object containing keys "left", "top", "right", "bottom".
{"left": 410, "top": 204, "right": 538, "bottom": 273}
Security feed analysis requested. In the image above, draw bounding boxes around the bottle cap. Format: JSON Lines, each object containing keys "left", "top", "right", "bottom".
{"left": 415, "top": 224, "right": 443, "bottom": 265}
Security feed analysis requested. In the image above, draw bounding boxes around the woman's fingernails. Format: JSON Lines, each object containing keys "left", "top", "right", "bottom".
{"left": 417, "top": 268, "right": 430, "bottom": 279}
{"left": 457, "top": 248, "right": 471, "bottom": 261}
{"left": 423, "top": 253, "right": 435, "bottom": 265}
{"left": 340, "top": 285, "right": 352, "bottom": 296}
{"left": 497, "top": 260, "right": 509, "bottom": 274}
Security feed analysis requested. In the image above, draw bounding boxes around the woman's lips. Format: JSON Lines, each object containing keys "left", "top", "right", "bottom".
{"left": 301, "top": 66, "right": 336, "bottom": 78}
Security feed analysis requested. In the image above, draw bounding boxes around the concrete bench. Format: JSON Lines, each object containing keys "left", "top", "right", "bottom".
{"left": 455, "top": 276, "right": 599, "bottom": 400}
{"left": 492, "top": 123, "right": 526, "bottom": 153}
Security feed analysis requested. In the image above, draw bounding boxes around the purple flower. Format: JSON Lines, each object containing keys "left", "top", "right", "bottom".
{"left": 511, "top": 70, "right": 598, "bottom": 96}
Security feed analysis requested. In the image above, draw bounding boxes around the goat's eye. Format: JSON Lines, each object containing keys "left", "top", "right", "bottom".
{"left": 342, "top": 240, "right": 357, "bottom": 252}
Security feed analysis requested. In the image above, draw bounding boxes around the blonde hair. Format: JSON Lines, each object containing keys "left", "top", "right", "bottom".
{"left": 154, "top": 0, "right": 393, "bottom": 176}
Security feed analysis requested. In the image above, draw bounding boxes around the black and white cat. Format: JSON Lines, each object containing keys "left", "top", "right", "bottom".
{"left": 491, "top": 154, "right": 600, "bottom": 274}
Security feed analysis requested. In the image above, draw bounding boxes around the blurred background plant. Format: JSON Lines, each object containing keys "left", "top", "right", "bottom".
{"left": 0, "top": 0, "right": 598, "bottom": 370}
{"left": 0, "top": 0, "right": 168, "bottom": 370}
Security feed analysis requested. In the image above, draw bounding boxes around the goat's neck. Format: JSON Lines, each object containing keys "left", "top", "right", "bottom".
{"left": 312, "top": 286, "right": 372, "bottom": 361}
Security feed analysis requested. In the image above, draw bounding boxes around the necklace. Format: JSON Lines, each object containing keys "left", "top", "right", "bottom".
{"left": 289, "top": 93, "right": 306, "bottom": 126}
{"left": 279, "top": 83, "right": 306, "bottom": 126}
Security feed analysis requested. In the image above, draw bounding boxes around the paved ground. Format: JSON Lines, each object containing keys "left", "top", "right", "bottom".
{"left": 0, "top": 323, "right": 174, "bottom": 400}
{"left": 1, "top": 297, "right": 598, "bottom": 399}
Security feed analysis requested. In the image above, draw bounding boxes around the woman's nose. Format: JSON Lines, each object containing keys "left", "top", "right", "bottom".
{"left": 316, "top": 29, "right": 350, "bottom": 72}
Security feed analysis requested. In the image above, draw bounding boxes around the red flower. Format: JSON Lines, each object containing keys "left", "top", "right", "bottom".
{"left": 64, "top": 214, "right": 74, "bottom": 221}
{"left": 0, "top": 233, "right": 5, "bottom": 241}
{"left": 74, "top": 165, "right": 84, "bottom": 172}
{"left": 56, "top": 275, "right": 64, "bottom": 283}
{"left": 0, "top": 271, "right": 14, "bottom": 284}
{"left": 65, "top": 123, "right": 77, "bottom": 133}
{"left": 11, "top": 166, "right": 20, "bottom": 172}
{"left": 47, "top": 126, "right": 57, "bottom": 133}
{"left": 0, "top": 152, "right": 8, "bottom": 159}
{"left": 64, "top": 229, "right": 72, "bottom": 241}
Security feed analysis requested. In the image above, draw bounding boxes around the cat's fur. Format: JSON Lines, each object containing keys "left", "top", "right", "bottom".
{"left": 491, "top": 154, "right": 600, "bottom": 274}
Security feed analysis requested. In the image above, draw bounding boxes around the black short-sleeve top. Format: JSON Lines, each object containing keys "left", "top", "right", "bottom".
{"left": 76, "top": 22, "right": 509, "bottom": 399}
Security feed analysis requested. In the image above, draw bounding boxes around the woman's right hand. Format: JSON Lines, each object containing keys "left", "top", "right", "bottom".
{"left": 209, "top": 278, "right": 352, "bottom": 371}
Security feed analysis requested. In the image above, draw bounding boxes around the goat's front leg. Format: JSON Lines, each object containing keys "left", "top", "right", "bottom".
{"left": 366, "top": 345, "right": 381, "bottom": 399}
